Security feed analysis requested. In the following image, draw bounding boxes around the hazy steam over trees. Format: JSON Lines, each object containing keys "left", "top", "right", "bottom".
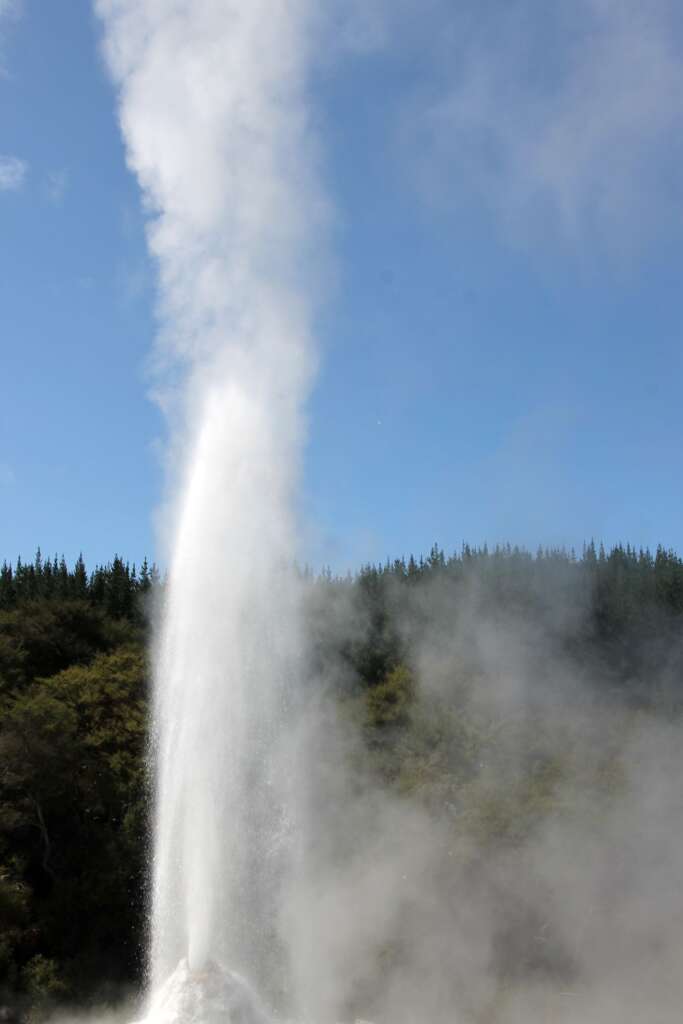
{"left": 0, "top": 542, "right": 682, "bottom": 1017}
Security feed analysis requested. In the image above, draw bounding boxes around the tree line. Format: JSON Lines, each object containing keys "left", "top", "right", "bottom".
{"left": 0, "top": 551, "right": 160, "bottom": 623}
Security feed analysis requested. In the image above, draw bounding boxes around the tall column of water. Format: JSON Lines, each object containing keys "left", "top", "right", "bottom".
{"left": 151, "top": 363, "right": 305, "bottom": 990}
{"left": 95, "top": 0, "right": 324, "bottom": 1008}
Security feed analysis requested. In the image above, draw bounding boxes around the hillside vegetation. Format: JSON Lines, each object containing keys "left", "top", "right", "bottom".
{"left": 0, "top": 543, "right": 682, "bottom": 1016}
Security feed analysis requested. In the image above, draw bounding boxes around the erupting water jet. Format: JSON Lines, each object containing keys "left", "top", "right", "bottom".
{"left": 96, "top": 0, "right": 325, "bottom": 1018}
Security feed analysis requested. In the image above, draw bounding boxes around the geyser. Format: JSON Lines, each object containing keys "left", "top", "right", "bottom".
{"left": 135, "top": 960, "right": 271, "bottom": 1024}
{"left": 96, "top": 0, "right": 325, "bottom": 1016}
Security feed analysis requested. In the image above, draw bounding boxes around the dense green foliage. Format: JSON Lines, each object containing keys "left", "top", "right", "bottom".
{"left": 0, "top": 554, "right": 156, "bottom": 1014}
{"left": 0, "top": 543, "right": 681, "bottom": 1015}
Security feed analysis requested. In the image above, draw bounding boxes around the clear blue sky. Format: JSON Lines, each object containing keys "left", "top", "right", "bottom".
{"left": 2, "top": 0, "right": 682, "bottom": 571}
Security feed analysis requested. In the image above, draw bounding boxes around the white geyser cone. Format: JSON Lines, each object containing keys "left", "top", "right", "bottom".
{"left": 133, "top": 960, "right": 271, "bottom": 1024}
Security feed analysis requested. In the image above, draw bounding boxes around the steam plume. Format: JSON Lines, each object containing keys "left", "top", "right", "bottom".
{"left": 95, "top": 0, "right": 324, "bottom": 996}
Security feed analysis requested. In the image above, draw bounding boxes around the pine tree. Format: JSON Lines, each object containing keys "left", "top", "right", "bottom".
{"left": 73, "top": 554, "right": 88, "bottom": 600}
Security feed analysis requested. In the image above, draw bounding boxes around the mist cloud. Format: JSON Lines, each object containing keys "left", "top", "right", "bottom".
{"left": 0, "top": 154, "right": 26, "bottom": 190}
{"left": 286, "top": 561, "right": 683, "bottom": 1023}
{"left": 0, "top": 0, "right": 25, "bottom": 192}
{"left": 45, "top": 169, "right": 68, "bottom": 205}
{"left": 403, "top": 0, "right": 683, "bottom": 248}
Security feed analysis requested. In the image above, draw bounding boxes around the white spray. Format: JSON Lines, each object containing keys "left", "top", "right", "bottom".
{"left": 95, "top": 0, "right": 325, "bottom": 1007}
